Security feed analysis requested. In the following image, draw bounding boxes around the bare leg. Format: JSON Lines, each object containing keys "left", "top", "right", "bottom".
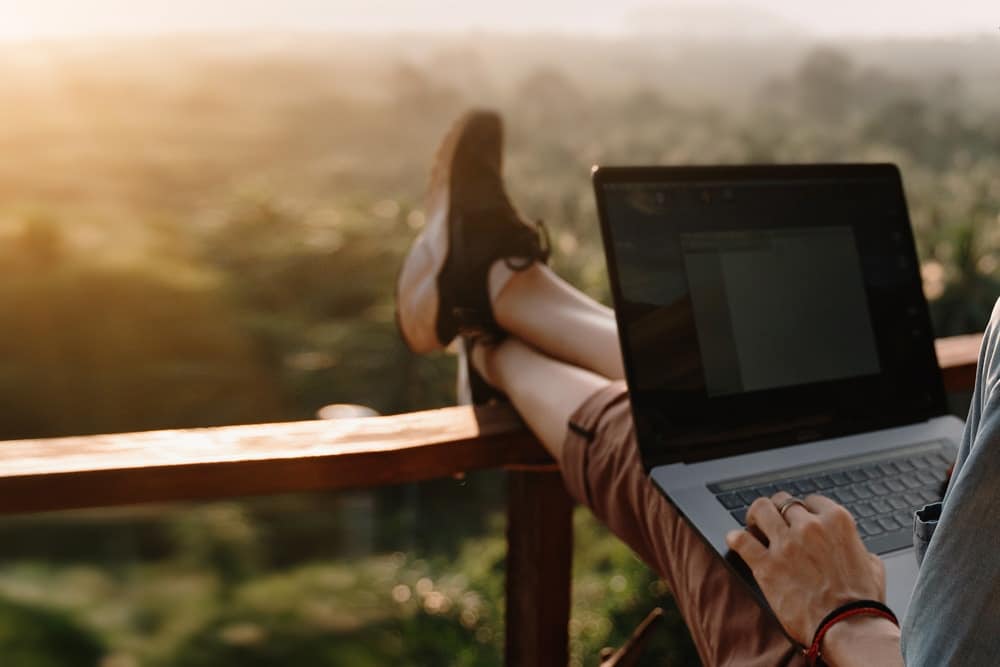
{"left": 490, "top": 262, "right": 624, "bottom": 380}
{"left": 473, "top": 337, "right": 610, "bottom": 463}
{"left": 472, "top": 331, "right": 805, "bottom": 667}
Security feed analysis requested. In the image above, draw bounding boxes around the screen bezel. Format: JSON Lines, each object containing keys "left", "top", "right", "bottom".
{"left": 593, "top": 163, "right": 947, "bottom": 470}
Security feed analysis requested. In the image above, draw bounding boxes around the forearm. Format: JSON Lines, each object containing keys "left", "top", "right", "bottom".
{"left": 822, "top": 616, "right": 903, "bottom": 667}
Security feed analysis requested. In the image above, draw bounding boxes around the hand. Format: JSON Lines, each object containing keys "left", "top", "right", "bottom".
{"left": 726, "top": 492, "right": 886, "bottom": 646}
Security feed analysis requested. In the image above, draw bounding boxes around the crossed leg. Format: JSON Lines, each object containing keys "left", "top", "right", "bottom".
{"left": 474, "top": 262, "right": 621, "bottom": 461}
{"left": 394, "top": 109, "right": 801, "bottom": 664}
{"left": 472, "top": 261, "right": 805, "bottom": 666}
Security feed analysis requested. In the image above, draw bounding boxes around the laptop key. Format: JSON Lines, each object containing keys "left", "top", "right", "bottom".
{"left": 887, "top": 496, "right": 908, "bottom": 510}
{"left": 900, "top": 474, "right": 923, "bottom": 489}
{"left": 718, "top": 493, "right": 743, "bottom": 510}
{"left": 860, "top": 520, "right": 883, "bottom": 536}
{"left": 903, "top": 492, "right": 923, "bottom": 507}
{"left": 852, "top": 484, "right": 873, "bottom": 499}
{"left": 853, "top": 502, "right": 875, "bottom": 518}
{"left": 877, "top": 462, "right": 899, "bottom": 476}
{"left": 916, "top": 470, "right": 937, "bottom": 485}
{"left": 830, "top": 472, "right": 850, "bottom": 486}
{"left": 814, "top": 475, "right": 834, "bottom": 490}
{"left": 847, "top": 469, "right": 868, "bottom": 482}
{"left": 754, "top": 484, "right": 778, "bottom": 498}
{"left": 912, "top": 456, "right": 931, "bottom": 469}
{"left": 894, "top": 510, "right": 914, "bottom": 528}
{"left": 833, "top": 488, "right": 857, "bottom": 504}
{"left": 868, "top": 481, "right": 890, "bottom": 496}
{"left": 731, "top": 508, "right": 748, "bottom": 525}
{"left": 896, "top": 460, "right": 915, "bottom": 472}
{"left": 738, "top": 489, "right": 761, "bottom": 505}
{"left": 862, "top": 464, "right": 883, "bottom": 479}
{"left": 877, "top": 516, "right": 901, "bottom": 532}
{"left": 793, "top": 479, "right": 817, "bottom": 494}
{"left": 872, "top": 499, "right": 892, "bottom": 514}
{"left": 885, "top": 478, "right": 905, "bottom": 493}
{"left": 918, "top": 488, "right": 939, "bottom": 504}
{"left": 865, "top": 529, "right": 913, "bottom": 554}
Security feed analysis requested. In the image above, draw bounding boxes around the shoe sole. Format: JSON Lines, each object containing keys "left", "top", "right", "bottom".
{"left": 395, "top": 110, "right": 501, "bottom": 353}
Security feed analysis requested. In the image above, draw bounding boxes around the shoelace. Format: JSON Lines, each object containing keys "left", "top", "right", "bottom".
{"left": 503, "top": 219, "right": 551, "bottom": 271}
{"left": 453, "top": 218, "right": 551, "bottom": 340}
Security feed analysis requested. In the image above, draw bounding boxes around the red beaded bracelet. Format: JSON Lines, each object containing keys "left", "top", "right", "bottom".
{"left": 804, "top": 600, "right": 899, "bottom": 666}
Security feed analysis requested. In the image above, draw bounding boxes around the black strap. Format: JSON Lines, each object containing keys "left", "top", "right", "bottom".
{"left": 810, "top": 599, "right": 898, "bottom": 652}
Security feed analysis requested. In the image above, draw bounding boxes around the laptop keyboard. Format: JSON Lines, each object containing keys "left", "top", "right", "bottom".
{"left": 708, "top": 441, "right": 952, "bottom": 554}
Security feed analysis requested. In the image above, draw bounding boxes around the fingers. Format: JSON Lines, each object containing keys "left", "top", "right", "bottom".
{"left": 730, "top": 491, "right": 859, "bottom": 568}
{"left": 746, "top": 496, "right": 789, "bottom": 541}
{"left": 805, "top": 493, "right": 865, "bottom": 541}
{"left": 802, "top": 493, "right": 841, "bottom": 515}
{"left": 726, "top": 528, "right": 767, "bottom": 567}
{"left": 771, "top": 491, "right": 814, "bottom": 526}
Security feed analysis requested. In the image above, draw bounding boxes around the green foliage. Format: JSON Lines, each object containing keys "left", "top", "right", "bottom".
{"left": 2, "top": 39, "right": 997, "bottom": 437}
{"left": 163, "top": 552, "right": 503, "bottom": 667}
{"left": 569, "top": 510, "right": 698, "bottom": 666}
{"left": 0, "top": 598, "right": 104, "bottom": 667}
{"left": 166, "top": 611, "right": 498, "bottom": 667}
{"left": 0, "top": 34, "right": 997, "bottom": 667}
{"left": 170, "top": 504, "right": 264, "bottom": 592}
{"left": 0, "top": 221, "right": 282, "bottom": 438}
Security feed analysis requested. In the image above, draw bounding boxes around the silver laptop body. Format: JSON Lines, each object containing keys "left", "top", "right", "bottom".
{"left": 593, "top": 164, "right": 963, "bottom": 619}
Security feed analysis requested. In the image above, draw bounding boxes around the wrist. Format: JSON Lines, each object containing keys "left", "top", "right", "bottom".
{"left": 821, "top": 615, "right": 901, "bottom": 667}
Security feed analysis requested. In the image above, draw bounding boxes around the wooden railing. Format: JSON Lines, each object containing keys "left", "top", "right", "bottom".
{"left": 0, "top": 334, "right": 982, "bottom": 666}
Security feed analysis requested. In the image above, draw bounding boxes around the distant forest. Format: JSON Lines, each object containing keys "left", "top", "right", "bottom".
{"left": 1, "top": 33, "right": 996, "bottom": 438}
{"left": 0, "top": 33, "right": 997, "bottom": 667}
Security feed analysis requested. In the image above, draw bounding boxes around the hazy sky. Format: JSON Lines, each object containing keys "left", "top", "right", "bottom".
{"left": 0, "top": 0, "right": 997, "bottom": 41}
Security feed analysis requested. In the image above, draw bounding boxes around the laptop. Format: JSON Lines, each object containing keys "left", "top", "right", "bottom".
{"left": 592, "top": 164, "right": 963, "bottom": 618}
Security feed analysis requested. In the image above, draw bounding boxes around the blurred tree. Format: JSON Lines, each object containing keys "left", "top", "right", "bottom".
{"left": 0, "top": 597, "right": 104, "bottom": 667}
{"left": 0, "top": 232, "right": 282, "bottom": 439}
{"left": 390, "top": 62, "right": 464, "bottom": 122}
{"left": 864, "top": 96, "right": 931, "bottom": 158}
{"left": 170, "top": 504, "right": 264, "bottom": 594}
{"left": 516, "top": 66, "right": 587, "bottom": 123}
{"left": 794, "top": 48, "right": 854, "bottom": 123}
{"left": 0, "top": 35, "right": 996, "bottom": 667}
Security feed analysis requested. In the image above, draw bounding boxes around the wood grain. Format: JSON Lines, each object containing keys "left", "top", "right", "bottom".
{"left": 0, "top": 404, "right": 550, "bottom": 514}
{"left": 0, "top": 334, "right": 982, "bottom": 514}
{"left": 505, "top": 470, "right": 573, "bottom": 667}
{"left": 936, "top": 333, "right": 982, "bottom": 392}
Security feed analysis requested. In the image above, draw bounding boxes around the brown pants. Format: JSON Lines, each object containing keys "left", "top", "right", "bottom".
{"left": 560, "top": 381, "right": 806, "bottom": 667}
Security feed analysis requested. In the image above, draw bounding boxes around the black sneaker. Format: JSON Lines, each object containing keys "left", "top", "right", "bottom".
{"left": 396, "top": 110, "right": 549, "bottom": 353}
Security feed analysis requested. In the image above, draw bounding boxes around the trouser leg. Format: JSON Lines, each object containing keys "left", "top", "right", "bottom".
{"left": 559, "top": 381, "right": 806, "bottom": 667}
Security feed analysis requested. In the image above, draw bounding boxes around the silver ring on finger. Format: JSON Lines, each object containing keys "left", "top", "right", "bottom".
{"left": 776, "top": 496, "right": 808, "bottom": 520}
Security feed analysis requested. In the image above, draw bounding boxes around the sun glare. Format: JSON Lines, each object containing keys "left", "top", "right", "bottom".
{"left": 0, "top": 0, "right": 997, "bottom": 42}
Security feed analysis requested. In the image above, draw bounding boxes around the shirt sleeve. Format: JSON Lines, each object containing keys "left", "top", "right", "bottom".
{"left": 902, "top": 297, "right": 1000, "bottom": 665}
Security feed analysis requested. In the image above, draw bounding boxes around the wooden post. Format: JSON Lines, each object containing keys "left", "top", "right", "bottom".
{"left": 505, "top": 469, "right": 574, "bottom": 667}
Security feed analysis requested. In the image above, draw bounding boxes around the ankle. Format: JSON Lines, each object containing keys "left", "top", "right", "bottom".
{"left": 488, "top": 260, "right": 515, "bottom": 306}
{"left": 468, "top": 338, "right": 499, "bottom": 387}
{"left": 488, "top": 259, "right": 541, "bottom": 315}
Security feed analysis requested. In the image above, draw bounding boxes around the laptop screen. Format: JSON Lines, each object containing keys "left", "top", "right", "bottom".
{"left": 594, "top": 165, "right": 946, "bottom": 469}
{"left": 681, "top": 226, "right": 880, "bottom": 396}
